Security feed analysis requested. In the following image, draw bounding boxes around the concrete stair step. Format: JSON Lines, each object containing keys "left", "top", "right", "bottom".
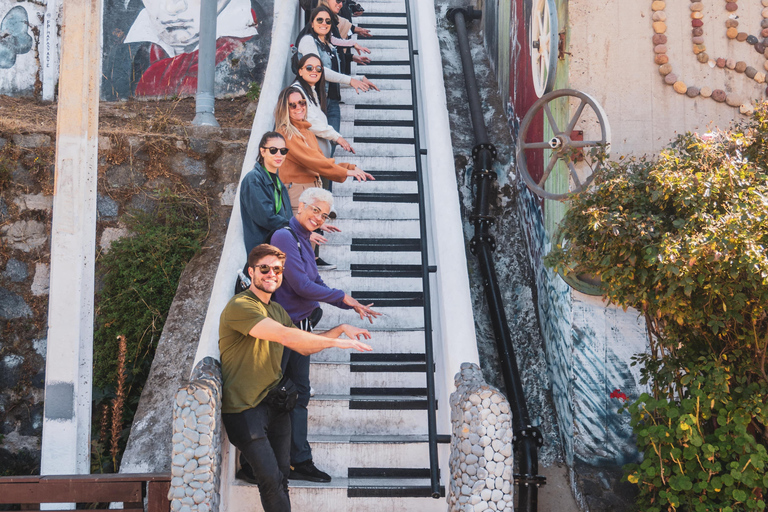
{"left": 333, "top": 195, "right": 420, "bottom": 220}
{"left": 346, "top": 124, "right": 415, "bottom": 138}
{"left": 317, "top": 246, "right": 421, "bottom": 270}
{"left": 360, "top": 78, "right": 411, "bottom": 90}
{"left": 332, "top": 155, "right": 416, "bottom": 172}
{"left": 311, "top": 329, "right": 425, "bottom": 361}
{"left": 317, "top": 218, "right": 420, "bottom": 241}
{"left": 319, "top": 271, "right": 423, "bottom": 291}
{"left": 340, "top": 142, "right": 415, "bottom": 157}
{"left": 359, "top": 28, "right": 409, "bottom": 37}
{"left": 234, "top": 477, "right": 447, "bottom": 512}
{"left": 310, "top": 362, "right": 426, "bottom": 393}
{"left": 306, "top": 435, "right": 432, "bottom": 478}
{"left": 352, "top": 64, "right": 411, "bottom": 75}
{"left": 332, "top": 179, "right": 418, "bottom": 196}
{"left": 341, "top": 104, "right": 413, "bottom": 121}
{"left": 316, "top": 304, "right": 424, "bottom": 330}
{"left": 340, "top": 88, "right": 412, "bottom": 105}
{"left": 307, "top": 395, "right": 432, "bottom": 435}
{"left": 359, "top": 39, "right": 409, "bottom": 50}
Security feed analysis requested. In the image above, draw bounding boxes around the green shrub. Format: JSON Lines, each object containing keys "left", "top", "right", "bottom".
{"left": 546, "top": 103, "right": 768, "bottom": 510}
{"left": 91, "top": 190, "right": 209, "bottom": 471}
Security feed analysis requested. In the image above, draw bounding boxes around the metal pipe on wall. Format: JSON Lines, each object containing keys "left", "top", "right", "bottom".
{"left": 447, "top": 7, "right": 546, "bottom": 512}
{"left": 193, "top": 0, "right": 220, "bottom": 127}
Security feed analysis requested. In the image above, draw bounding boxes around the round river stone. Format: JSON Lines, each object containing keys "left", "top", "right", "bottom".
{"left": 655, "top": 54, "right": 669, "bottom": 64}
{"left": 700, "top": 86, "right": 712, "bottom": 98}
{"left": 664, "top": 73, "right": 678, "bottom": 84}
{"left": 735, "top": 61, "right": 748, "bottom": 72}
{"left": 746, "top": 66, "right": 758, "bottom": 78}
{"left": 716, "top": 57, "right": 726, "bottom": 68}
{"left": 673, "top": 81, "right": 688, "bottom": 94}
{"left": 652, "top": 34, "right": 667, "bottom": 45}
{"left": 686, "top": 86, "right": 700, "bottom": 97}
{"left": 727, "top": 27, "right": 739, "bottom": 38}
{"left": 659, "top": 63, "right": 673, "bottom": 75}
{"left": 711, "top": 89, "right": 726, "bottom": 102}
{"left": 653, "top": 21, "right": 667, "bottom": 33}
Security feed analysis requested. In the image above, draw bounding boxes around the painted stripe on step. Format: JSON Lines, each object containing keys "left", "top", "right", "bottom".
{"left": 366, "top": 35, "right": 409, "bottom": 40}
{"left": 354, "top": 104, "right": 413, "bottom": 110}
{"left": 354, "top": 119, "right": 414, "bottom": 127}
{"left": 351, "top": 291, "right": 423, "bottom": 307}
{"left": 347, "top": 486, "right": 446, "bottom": 498}
{"left": 358, "top": 24, "right": 408, "bottom": 29}
{"left": 354, "top": 59, "right": 410, "bottom": 64}
{"left": 351, "top": 362, "right": 426, "bottom": 372}
{"left": 352, "top": 192, "right": 419, "bottom": 203}
{"left": 351, "top": 238, "right": 421, "bottom": 251}
{"left": 353, "top": 137, "right": 415, "bottom": 144}
{"left": 366, "top": 171, "right": 417, "bottom": 181}
{"left": 361, "top": 12, "right": 407, "bottom": 17}
{"left": 349, "top": 468, "right": 431, "bottom": 478}
{"left": 351, "top": 263, "right": 421, "bottom": 277}
{"left": 359, "top": 74, "right": 411, "bottom": 81}
{"left": 350, "top": 387, "right": 427, "bottom": 396}
{"left": 349, "top": 398, "right": 429, "bottom": 410}
{"left": 351, "top": 353, "right": 425, "bottom": 362}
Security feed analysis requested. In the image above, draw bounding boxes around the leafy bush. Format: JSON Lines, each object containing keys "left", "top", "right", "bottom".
{"left": 546, "top": 103, "right": 768, "bottom": 510}
{"left": 91, "top": 190, "right": 209, "bottom": 471}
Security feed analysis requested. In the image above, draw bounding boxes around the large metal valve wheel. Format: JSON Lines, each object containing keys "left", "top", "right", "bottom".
{"left": 516, "top": 89, "right": 611, "bottom": 201}
{"left": 530, "top": 0, "right": 558, "bottom": 97}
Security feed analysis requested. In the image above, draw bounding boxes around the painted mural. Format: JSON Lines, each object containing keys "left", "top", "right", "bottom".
{"left": 0, "top": 2, "right": 44, "bottom": 96}
{"left": 101, "top": 0, "right": 274, "bottom": 100}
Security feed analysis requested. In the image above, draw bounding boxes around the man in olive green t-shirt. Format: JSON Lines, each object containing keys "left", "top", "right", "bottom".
{"left": 219, "top": 244, "right": 372, "bottom": 512}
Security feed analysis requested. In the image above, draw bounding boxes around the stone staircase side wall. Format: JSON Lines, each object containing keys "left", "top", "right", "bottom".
{"left": 449, "top": 363, "right": 514, "bottom": 512}
{"left": 167, "top": 358, "right": 224, "bottom": 512}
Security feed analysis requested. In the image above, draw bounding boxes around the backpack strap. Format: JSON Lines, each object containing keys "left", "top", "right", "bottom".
{"left": 269, "top": 226, "right": 302, "bottom": 256}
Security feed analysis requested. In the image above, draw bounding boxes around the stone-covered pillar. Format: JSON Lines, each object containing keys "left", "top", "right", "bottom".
{"left": 40, "top": 0, "right": 102, "bottom": 477}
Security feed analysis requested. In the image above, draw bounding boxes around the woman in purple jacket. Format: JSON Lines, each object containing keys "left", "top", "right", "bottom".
{"left": 270, "top": 187, "right": 380, "bottom": 483}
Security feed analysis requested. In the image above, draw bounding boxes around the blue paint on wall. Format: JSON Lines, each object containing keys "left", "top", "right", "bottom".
{"left": 513, "top": 153, "right": 645, "bottom": 469}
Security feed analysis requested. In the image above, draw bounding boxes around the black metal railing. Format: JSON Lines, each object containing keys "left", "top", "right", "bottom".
{"left": 404, "top": 0, "right": 441, "bottom": 499}
{"left": 447, "top": 7, "right": 547, "bottom": 512}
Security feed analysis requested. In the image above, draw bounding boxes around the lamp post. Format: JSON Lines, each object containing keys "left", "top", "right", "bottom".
{"left": 193, "top": 0, "right": 220, "bottom": 126}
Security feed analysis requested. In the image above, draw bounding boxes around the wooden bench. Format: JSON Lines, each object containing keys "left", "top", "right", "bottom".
{"left": 0, "top": 473, "right": 171, "bottom": 512}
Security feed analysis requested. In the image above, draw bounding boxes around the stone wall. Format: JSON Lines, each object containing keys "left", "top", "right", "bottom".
{"left": 167, "top": 357, "right": 223, "bottom": 512}
{"left": 0, "top": 124, "right": 247, "bottom": 474}
{"left": 448, "top": 363, "right": 515, "bottom": 512}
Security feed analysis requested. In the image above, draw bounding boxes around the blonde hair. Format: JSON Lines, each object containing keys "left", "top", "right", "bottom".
{"left": 274, "top": 87, "right": 306, "bottom": 141}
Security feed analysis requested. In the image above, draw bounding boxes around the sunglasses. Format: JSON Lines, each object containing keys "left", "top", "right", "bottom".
{"left": 309, "top": 205, "right": 330, "bottom": 221}
{"left": 334, "top": 0, "right": 343, "bottom": 3}
{"left": 288, "top": 99, "right": 307, "bottom": 109}
{"left": 303, "top": 64, "right": 323, "bottom": 72}
{"left": 263, "top": 146, "right": 289, "bottom": 155}
{"left": 315, "top": 17, "right": 332, "bottom": 25}
{"left": 256, "top": 264, "right": 284, "bottom": 275}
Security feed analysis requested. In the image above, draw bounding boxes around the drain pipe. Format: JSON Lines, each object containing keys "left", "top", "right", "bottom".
{"left": 447, "top": 8, "right": 546, "bottom": 512}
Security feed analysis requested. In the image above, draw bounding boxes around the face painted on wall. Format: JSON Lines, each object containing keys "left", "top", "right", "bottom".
{"left": 142, "top": 0, "right": 232, "bottom": 52}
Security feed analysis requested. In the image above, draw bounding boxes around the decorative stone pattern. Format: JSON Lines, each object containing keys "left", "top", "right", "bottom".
{"left": 651, "top": 0, "right": 767, "bottom": 113}
{"left": 448, "top": 363, "right": 514, "bottom": 512}
{"left": 167, "top": 357, "right": 223, "bottom": 512}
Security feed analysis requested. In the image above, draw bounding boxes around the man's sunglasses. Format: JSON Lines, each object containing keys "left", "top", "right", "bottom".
{"left": 256, "top": 265, "right": 284, "bottom": 275}
{"left": 303, "top": 65, "right": 323, "bottom": 72}
{"left": 288, "top": 99, "right": 307, "bottom": 109}
{"left": 263, "top": 146, "right": 289, "bottom": 155}
{"left": 315, "top": 17, "right": 332, "bottom": 25}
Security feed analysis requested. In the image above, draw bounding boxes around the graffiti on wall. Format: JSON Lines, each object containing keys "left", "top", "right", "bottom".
{"left": 515, "top": 175, "right": 645, "bottom": 468}
{"left": 0, "top": 2, "right": 43, "bottom": 96}
{"left": 0, "top": 6, "right": 33, "bottom": 69}
{"left": 102, "top": 0, "right": 274, "bottom": 100}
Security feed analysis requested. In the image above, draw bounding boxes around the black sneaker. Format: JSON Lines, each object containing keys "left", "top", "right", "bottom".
{"left": 289, "top": 459, "right": 332, "bottom": 482}
{"left": 315, "top": 257, "right": 336, "bottom": 271}
{"left": 236, "top": 467, "right": 258, "bottom": 485}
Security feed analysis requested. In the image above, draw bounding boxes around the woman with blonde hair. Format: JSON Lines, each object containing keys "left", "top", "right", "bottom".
{"left": 274, "top": 86, "right": 373, "bottom": 268}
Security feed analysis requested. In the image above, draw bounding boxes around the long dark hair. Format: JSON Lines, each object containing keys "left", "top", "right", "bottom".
{"left": 256, "top": 131, "right": 286, "bottom": 166}
{"left": 297, "top": 5, "right": 335, "bottom": 45}
{"left": 293, "top": 53, "right": 327, "bottom": 111}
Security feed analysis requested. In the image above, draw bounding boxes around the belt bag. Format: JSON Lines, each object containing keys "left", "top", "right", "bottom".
{"left": 262, "top": 375, "right": 298, "bottom": 411}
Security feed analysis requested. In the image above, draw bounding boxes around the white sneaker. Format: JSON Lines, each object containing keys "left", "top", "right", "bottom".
{"left": 310, "top": 387, "right": 316, "bottom": 397}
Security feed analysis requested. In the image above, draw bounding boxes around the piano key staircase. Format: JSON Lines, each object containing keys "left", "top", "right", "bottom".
{"left": 230, "top": 0, "right": 452, "bottom": 510}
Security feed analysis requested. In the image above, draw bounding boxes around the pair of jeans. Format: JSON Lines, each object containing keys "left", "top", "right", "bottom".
{"left": 281, "top": 318, "right": 313, "bottom": 465}
{"left": 326, "top": 97, "right": 341, "bottom": 160}
{"left": 223, "top": 403, "right": 292, "bottom": 512}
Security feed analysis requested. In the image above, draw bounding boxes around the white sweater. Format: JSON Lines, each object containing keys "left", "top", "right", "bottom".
{"left": 290, "top": 81, "right": 342, "bottom": 143}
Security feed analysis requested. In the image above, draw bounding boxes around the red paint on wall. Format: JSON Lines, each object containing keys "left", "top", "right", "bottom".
{"left": 510, "top": 0, "right": 544, "bottom": 186}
